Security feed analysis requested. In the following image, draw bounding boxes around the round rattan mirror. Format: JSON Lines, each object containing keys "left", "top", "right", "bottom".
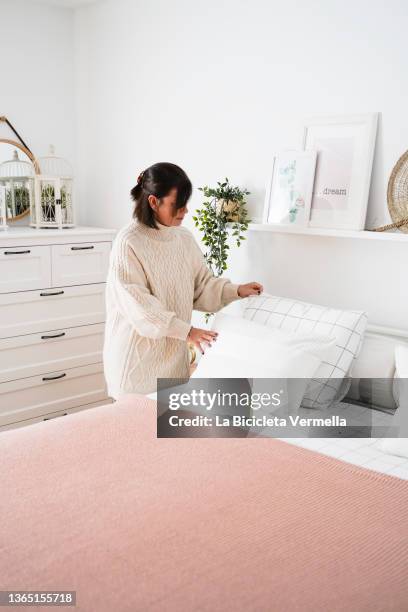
{"left": 0, "top": 139, "right": 40, "bottom": 222}
{"left": 387, "top": 150, "right": 408, "bottom": 233}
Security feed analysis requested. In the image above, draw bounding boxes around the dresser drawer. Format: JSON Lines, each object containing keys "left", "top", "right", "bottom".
{"left": 0, "top": 245, "right": 51, "bottom": 293}
{"left": 52, "top": 241, "right": 111, "bottom": 287}
{"left": 0, "top": 398, "right": 114, "bottom": 431}
{"left": 0, "top": 284, "right": 106, "bottom": 339}
{"left": 0, "top": 323, "right": 105, "bottom": 383}
{"left": 0, "top": 363, "right": 108, "bottom": 427}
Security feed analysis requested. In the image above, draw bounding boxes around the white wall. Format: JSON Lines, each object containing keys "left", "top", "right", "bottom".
{"left": 0, "top": 0, "right": 76, "bottom": 223}
{"left": 74, "top": 0, "right": 407, "bottom": 328}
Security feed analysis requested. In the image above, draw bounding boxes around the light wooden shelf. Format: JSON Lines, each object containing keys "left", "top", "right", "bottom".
{"left": 247, "top": 222, "right": 408, "bottom": 242}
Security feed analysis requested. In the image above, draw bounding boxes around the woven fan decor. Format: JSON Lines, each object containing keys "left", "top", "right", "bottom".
{"left": 373, "top": 150, "right": 408, "bottom": 232}
{"left": 386, "top": 149, "right": 408, "bottom": 232}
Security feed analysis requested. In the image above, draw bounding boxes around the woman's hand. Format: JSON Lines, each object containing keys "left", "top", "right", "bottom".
{"left": 187, "top": 327, "right": 218, "bottom": 354}
{"left": 237, "top": 282, "right": 263, "bottom": 298}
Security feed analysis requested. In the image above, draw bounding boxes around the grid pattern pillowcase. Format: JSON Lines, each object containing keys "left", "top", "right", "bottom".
{"left": 242, "top": 294, "right": 368, "bottom": 409}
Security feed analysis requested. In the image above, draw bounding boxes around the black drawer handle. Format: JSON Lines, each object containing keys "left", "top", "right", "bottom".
{"left": 41, "top": 332, "right": 66, "bottom": 340}
{"left": 42, "top": 373, "right": 66, "bottom": 381}
{"left": 43, "top": 412, "right": 68, "bottom": 421}
{"left": 4, "top": 250, "right": 31, "bottom": 255}
{"left": 71, "top": 245, "right": 94, "bottom": 250}
{"left": 40, "top": 290, "right": 64, "bottom": 297}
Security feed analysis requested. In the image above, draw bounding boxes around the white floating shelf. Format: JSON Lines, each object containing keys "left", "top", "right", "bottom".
{"left": 248, "top": 222, "right": 408, "bottom": 242}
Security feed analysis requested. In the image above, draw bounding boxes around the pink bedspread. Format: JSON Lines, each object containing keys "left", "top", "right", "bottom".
{"left": 1, "top": 394, "right": 408, "bottom": 612}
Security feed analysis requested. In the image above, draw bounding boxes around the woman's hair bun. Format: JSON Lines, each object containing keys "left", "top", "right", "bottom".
{"left": 130, "top": 182, "right": 142, "bottom": 201}
{"left": 131, "top": 162, "right": 192, "bottom": 229}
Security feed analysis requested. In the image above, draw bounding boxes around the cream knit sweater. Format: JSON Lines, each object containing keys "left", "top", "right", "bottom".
{"left": 103, "top": 219, "right": 241, "bottom": 397}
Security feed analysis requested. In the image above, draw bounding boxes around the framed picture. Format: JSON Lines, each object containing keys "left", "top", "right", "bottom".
{"left": 303, "top": 113, "right": 378, "bottom": 230}
{"left": 263, "top": 150, "right": 317, "bottom": 226}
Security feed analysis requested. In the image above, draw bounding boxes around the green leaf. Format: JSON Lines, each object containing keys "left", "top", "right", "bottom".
{"left": 196, "top": 178, "right": 249, "bottom": 282}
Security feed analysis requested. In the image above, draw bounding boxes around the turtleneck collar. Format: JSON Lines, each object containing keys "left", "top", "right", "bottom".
{"left": 134, "top": 218, "right": 178, "bottom": 242}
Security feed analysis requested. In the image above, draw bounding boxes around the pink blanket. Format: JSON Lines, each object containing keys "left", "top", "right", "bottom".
{"left": 1, "top": 394, "right": 408, "bottom": 611}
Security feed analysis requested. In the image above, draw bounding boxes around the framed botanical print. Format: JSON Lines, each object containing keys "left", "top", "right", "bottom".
{"left": 263, "top": 150, "right": 317, "bottom": 227}
{"left": 303, "top": 113, "right": 378, "bottom": 230}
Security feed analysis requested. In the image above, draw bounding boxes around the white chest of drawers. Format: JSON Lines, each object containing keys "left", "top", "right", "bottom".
{"left": 0, "top": 226, "right": 116, "bottom": 430}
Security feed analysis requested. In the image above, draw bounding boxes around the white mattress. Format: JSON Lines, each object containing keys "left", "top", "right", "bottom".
{"left": 281, "top": 402, "right": 408, "bottom": 480}
{"left": 151, "top": 391, "right": 408, "bottom": 479}
{"left": 284, "top": 437, "right": 408, "bottom": 480}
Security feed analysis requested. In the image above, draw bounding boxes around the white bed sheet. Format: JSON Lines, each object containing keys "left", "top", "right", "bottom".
{"left": 150, "top": 391, "right": 408, "bottom": 479}
{"left": 284, "top": 437, "right": 408, "bottom": 480}
{"left": 282, "top": 402, "right": 408, "bottom": 480}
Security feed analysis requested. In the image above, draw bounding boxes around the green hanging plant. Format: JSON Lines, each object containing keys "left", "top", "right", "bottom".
{"left": 193, "top": 177, "right": 251, "bottom": 322}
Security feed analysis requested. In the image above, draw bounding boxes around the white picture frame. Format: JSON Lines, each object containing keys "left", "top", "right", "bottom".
{"left": 263, "top": 150, "right": 317, "bottom": 227}
{"left": 302, "top": 113, "right": 378, "bottom": 230}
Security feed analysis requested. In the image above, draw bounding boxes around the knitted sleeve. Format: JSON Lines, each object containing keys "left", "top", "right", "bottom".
{"left": 186, "top": 233, "right": 241, "bottom": 313}
{"left": 110, "top": 238, "right": 191, "bottom": 341}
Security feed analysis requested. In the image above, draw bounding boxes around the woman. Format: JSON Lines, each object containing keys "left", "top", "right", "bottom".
{"left": 103, "top": 162, "right": 263, "bottom": 398}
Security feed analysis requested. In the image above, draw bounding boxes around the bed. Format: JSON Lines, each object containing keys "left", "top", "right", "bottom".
{"left": 1, "top": 394, "right": 407, "bottom": 612}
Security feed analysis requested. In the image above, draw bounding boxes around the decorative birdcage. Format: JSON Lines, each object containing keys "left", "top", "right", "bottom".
{"left": 0, "top": 185, "right": 7, "bottom": 229}
{"left": 0, "top": 149, "right": 35, "bottom": 221}
{"left": 31, "top": 145, "right": 75, "bottom": 228}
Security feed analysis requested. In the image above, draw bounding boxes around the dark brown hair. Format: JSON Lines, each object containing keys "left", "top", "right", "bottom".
{"left": 130, "top": 162, "right": 192, "bottom": 229}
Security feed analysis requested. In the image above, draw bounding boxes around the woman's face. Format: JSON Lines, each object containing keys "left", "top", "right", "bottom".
{"left": 149, "top": 187, "right": 188, "bottom": 227}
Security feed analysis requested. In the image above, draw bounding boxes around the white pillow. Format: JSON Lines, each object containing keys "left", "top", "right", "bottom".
{"left": 219, "top": 297, "right": 246, "bottom": 318}
{"left": 381, "top": 344, "right": 408, "bottom": 458}
{"left": 242, "top": 294, "right": 368, "bottom": 409}
{"left": 191, "top": 313, "right": 336, "bottom": 415}
{"left": 347, "top": 333, "right": 397, "bottom": 410}
{"left": 210, "top": 312, "right": 337, "bottom": 365}
{"left": 381, "top": 438, "right": 408, "bottom": 459}
{"left": 394, "top": 344, "right": 408, "bottom": 378}
{"left": 392, "top": 344, "right": 408, "bottom": 413}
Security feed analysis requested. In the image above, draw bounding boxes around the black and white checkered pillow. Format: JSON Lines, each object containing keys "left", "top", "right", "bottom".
{"left": 243, "top": 295, "right": 368, "bottom": 409}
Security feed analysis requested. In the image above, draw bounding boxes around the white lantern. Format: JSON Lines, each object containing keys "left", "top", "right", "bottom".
{"left": 31, "top": 145, "right": 75, "bottom": 229}
{"left": 0, "top": 149, "right": 35, "bottom": 222}
{"left": 0, "top": 185, "right": 8, "bottom": 229}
